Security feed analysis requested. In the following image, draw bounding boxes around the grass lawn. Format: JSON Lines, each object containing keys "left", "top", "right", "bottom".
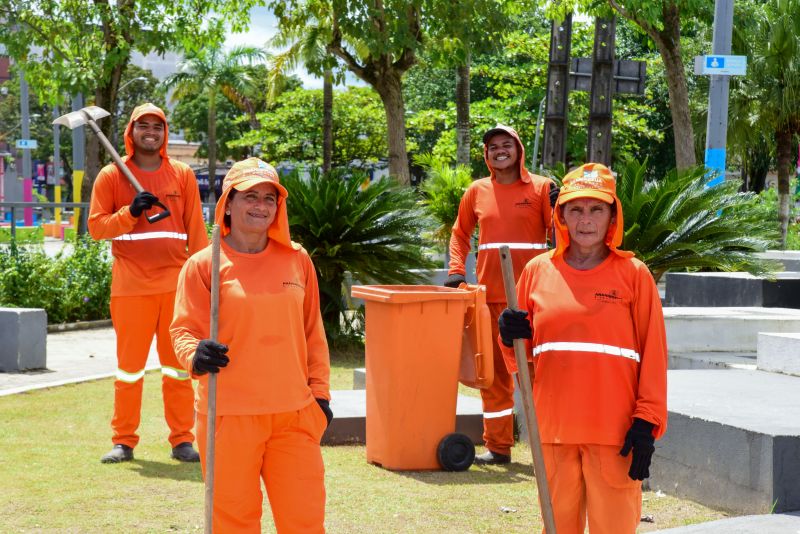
{"left": 0, "top": 348, "right": 728, "bottom": 533}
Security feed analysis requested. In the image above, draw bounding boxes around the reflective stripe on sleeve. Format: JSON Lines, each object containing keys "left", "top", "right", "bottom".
{"left": 113, "top": 231, "right": 188, "bottom": 241}
{"left": 478, "top": 242, "right": 548, "bottom": 251}
{"left": 532, "top": 342, "right": 640, "bottom": 362}
{"left": 160, "top": 366, "right": 191, "bottom": 380}
{"left": 115, "top": 368, "right": 145, "bottom": 383}
{"left": 483, "top": 407, "right": 514, "bottom": 419}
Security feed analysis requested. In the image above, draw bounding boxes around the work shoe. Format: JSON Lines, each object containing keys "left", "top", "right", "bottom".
{"left": 474, "top": 450, "right": 511, "bottom": 465}
{"left": 101, "top": 444, "right": 134, "bottom": 464}
{"left": 171, "top": 442, "right": 200, "bottom": 462}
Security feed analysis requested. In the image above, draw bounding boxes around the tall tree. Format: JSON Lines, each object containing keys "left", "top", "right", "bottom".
{"left": 0, "top": 0, "right": 256, "bottom": 219}
{"left": 162, "top": 45, "right": 265, "bottom": 202}
{"left": 558, "top": 0, "right": 711, "bottom": 169}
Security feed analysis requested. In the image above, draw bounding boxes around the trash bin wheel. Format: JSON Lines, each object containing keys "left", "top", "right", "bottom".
{"left": 437, "top": 433, "right": 475, "bottom": 471}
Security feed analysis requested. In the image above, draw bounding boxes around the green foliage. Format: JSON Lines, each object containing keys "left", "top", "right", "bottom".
{"left": 232, "top": 87, "right": 388, "bottom": 167}
{"left": 616, "top": 159, "right": 781, "bottom": 281}
{"left": 282, "top": 168, "right": 437, "bottom": 340}
{"left": 753, "top": 183, "right": 800, "bottom": 250}
{"left": 171, "top": 91, "right": 250, "bottom": 162}
{"left": 0, "top": 236, "right": 111, "bottom": 324}
{"left": 416, "top": 153, "right": 473, "bottom": 246}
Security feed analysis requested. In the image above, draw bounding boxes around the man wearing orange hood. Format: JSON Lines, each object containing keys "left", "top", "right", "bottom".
{"left": 445, "top": 125, "right": 557, "bottom": 464}
{"left": 89, "top": 103, "right": 208, "bottom": 464}
{"left": 499, "top": 163, "right": 667, "bottom": 533}
{"left": 171, "top": 158, "right": 331, "bottom": 533}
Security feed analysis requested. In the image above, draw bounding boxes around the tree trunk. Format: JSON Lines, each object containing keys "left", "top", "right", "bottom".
{"left": 322, "top": 67, "right": 334, "bottom": 174}
{"left": 373, "top": 70, "right": 411, "bottom": 185}
{"left": 455, "top": 52, "right": 471, "bottom": 167}
{"left": 776, "top": 127, "right": 793, "bottom": 248}
{"left": 207, "top": 90, "right": 218, "bottom": 204}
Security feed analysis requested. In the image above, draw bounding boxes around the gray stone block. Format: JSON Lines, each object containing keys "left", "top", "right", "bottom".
{"left": 0, "top": 308, "right": 47, "bottom": 372}
{"left": 353, "top": 367, "right": 366, "bottom": 389}
{"left": 653, "top": 512, "right": 800, "bottom": 533}
{"left": 758, "top": 333, "right": 800, "bottom": 376}
{"left": 650, "top": 369, "right": 800, "bottom": 514}
{"left": 757, "top": 250, "right": 800, "bottom": 272}
{"left": 665, "top": 272, "right": 800, "bottom": 308}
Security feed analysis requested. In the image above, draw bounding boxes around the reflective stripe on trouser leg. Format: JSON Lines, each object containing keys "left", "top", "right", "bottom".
{"left": 541, "top": 444, "right": 642, "bottom": 534}
{"left": 196, "top": 404, "right": 327, "bottom": 534}
{"left": 480, "top": 303, "right": 515, "bottom": 456}
{"left": 154, "top": 291, "right": 195, "bottom": 447}
{"left": 110, "top": 295, "right": 159, "bottom": 448}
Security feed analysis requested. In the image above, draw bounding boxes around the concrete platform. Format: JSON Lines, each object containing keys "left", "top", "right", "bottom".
{"left": 758, "top": 332, "right": 800, "bottom": 376}
{"left": 650, "top": 369, "right": 800, "bottom": 514}
{"left": 757, "top": 250, "right": 800, "bottom": 272}
{"left": 665, "top": 272, "right": 800, "bottom": 308}
{"left": 653, "top": 512, "right": 800, "bottom": 533}
{"left": 322, "top": 389, "right": 484, "bottom": 446}
{"left": 669, "top": 351, "right": 756, "bottom": 371}
{"left": 663, "top": 307, "right": 800, "bottom": 352}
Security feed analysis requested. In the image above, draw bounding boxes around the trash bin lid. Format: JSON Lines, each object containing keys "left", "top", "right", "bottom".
{"left": 351, "top": 285, "right": 474, "bottom": 304}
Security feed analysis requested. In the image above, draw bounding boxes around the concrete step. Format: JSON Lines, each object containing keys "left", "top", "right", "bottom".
{"left": 653, "top": 512, "right": 800, "bottom": 533}
{"left": 664, "top": 307, "right": 800, "bottom": 352}
{"left": 758, "top": 333, "right": 800, "bottom": 377}
{"left": 322, "top": 389, "right": 483, "bottom": 447}
{"left": 650, "top": 369, "right": 800, "bottom": 514}
{"left": 664, "top": 272, "right": 800, "bottom": 308}
{"left": 756, "top": 250, "right": 800, "bottom": 272}
{"left": 668, "top": 351, "right": 756, "bottom": 371}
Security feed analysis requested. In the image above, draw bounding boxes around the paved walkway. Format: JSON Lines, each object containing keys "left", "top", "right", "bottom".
{"left": 0, "top": 327, "right": 159, "bottom": 396}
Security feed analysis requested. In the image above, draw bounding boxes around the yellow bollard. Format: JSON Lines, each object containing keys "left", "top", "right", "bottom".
{"left": 54, "top": 185, "right": 62, "bottom": 227}
{"left": 73, "top": 170, "right": 83, "bottom": 232}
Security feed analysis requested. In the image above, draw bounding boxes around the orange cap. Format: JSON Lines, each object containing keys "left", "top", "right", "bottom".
{"left": 221, "top": 157, "right": 288, "bottom": 198}
{"left": 558, "top": 163, "right": 616, "bottom": 205}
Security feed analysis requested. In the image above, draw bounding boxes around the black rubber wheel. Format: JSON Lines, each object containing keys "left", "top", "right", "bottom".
{"left": 437, "top": 433, "right": 475, "bottom": 471}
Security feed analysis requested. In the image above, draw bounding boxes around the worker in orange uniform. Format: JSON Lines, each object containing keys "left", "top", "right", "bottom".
{"left": 89, "top": 103, "right": 208, "bottom": 464}
{"left": 498, "top": 163, "right": 668, "bottom": 533}
{"left": 445, "top": 125, "right": 558, "bottom": 465}
{"left": 171, "top": 157, "right": 332, "bottom": 533}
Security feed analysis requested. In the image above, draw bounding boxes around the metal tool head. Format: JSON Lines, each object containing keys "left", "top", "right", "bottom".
{"left": 52, "top": 106, "right": 111, "bottom": 129}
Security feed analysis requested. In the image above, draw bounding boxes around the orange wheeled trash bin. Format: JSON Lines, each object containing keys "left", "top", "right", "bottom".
{"left": 350, "top": 284, "right": 493, "bottom": 471}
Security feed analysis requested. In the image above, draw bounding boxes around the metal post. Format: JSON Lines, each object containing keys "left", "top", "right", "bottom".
{"left": 71, "top": 93, "right": 85, "bottom": 228}
{"left": 543, "top": 15, "right": 572, "bottom": 169}
{"left": 587, "top": 18, "right": 616, "bottom": 166}
{"left": 531, "top": 96, "right": 546, "bottom": 173}
{"left": 704, "top": 0, "right": 734, "bottom": 186}
{"left": 53, "top": 105, "right": 61, "bottom": 225}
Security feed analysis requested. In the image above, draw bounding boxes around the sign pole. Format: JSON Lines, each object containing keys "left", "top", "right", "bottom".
{"left": 704, "top": 0, "right": 735, "bottom": 186}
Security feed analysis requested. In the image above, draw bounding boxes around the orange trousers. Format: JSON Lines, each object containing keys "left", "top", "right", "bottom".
{"left": 196, "top": 401, "right": 328, "bottom": 533}
{"left": 541, "top": 444, "right": 642, "bottom": 534}
{"left": 481, "top": 303, "right": 515, "bottom": 456}
{"left": 109, "top": 292, "right": 194, "bottom": 448}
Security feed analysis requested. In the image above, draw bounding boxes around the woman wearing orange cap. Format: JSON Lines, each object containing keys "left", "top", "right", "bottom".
{"left": 171, "top": 157, "right": 331, "bottom": 533}
{"left": 498, "top": 163, "right": 667, "bottom": 533}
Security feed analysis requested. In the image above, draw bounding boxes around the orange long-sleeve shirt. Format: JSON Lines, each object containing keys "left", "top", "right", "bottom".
{"left": 88, "top": 159, "right": 208, "bottom": 296}
{"left": 170, "top": 240, "right": 331, "bottom": 415}
{"left": 449, "top": 175, "right": 552, "bottom": 303}
{"left": 502, "top": 252, "right": 668, "bottom": 445}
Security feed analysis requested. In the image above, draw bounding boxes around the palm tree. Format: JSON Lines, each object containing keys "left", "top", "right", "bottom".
{"left": 268, "top": 8, "right": 342, "bottom": 173}
{"left": 162, "top": 46, "right": 265, "bottom": 202}
{"left": 734, "top": 0, "right": 800, "bottom": 246}
{"left": 281, "top": 168, "right": 437, "bottom": 339}
{"left": 616, "top": 159, "right": 780, "bottom": 282}
{"left": 416, "top": 153, "right": 473, "bottom": 248}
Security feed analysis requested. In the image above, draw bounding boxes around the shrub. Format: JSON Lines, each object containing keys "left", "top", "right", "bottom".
{"left": 415, "top": 153, "right": 473, "bottom": 248}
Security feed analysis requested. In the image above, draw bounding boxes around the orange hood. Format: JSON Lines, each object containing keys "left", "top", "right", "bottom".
{"left": 214, "top": 157, "right": 294, "bottom": 250}
{"left": 123, "top": 103, "right": 169, "bottom": 160}
{"left": 482, "top": 125, "right": 533, "bottom": 184}
{"left": 552, "top": 163, "right": 633, "bottom": 259}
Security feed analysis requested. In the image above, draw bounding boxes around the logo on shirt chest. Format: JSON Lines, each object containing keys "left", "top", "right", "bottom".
{"left": 514, "top": 198, "right": 535, "bottom": 209}
{"left": 594, "top": 289, "right": 623, "bottom": 303}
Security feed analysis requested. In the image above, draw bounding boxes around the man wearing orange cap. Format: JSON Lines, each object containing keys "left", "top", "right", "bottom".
{"left": 499, "top": 163, "right": 667, "bottom": 532}
{"left": 171, "top": 157, "right": 331, "bottom": 532}
{"left": 445, "top": 125, "right": 557, "bottom": 465}
{"left": 89, "top": 103, "right": 208, "bottom": 464}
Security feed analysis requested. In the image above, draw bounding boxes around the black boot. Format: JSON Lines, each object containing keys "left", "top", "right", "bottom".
{"left": 171, "top": 442, "right": 200, "bottom": 462}
{"left": 474, "top": 450, "right": 511, "bottom": 465}
{"left": 101, "top": 444, "right": 134, "bottom": 464}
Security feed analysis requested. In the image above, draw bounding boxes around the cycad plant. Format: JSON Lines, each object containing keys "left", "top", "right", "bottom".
{"left": 616, "top": 159, "right": 781, "bottom": 282}
{"left": 282, "top": 168, "right": 437, "bottom": 339}
{"left": 416, "top": 153, "right": 473, "bottom": 248}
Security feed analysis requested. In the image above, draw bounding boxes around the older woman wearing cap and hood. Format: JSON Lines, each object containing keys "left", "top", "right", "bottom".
{"left": 445, "top": 124, "right": 558, "bottom": 465}
{"left": 498, "top": 163, "right": 667, "bottom": 533}
{"left": 170, "top": 157, "right": 331, "bottom": 533}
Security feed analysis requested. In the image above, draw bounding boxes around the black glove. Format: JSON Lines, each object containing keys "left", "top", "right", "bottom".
{"left": 316, "top": 398, "right": 333, "bottom": 428}
{"left": 619, "top": 418, "right": 656, "bottom": 481}
{"left": 192, "top": 339, "right": 229, "bottom": 375}
{"left": 549, "top": 182, "right": 560, "bottom": 208}
{"left": 129, "top": 191, "right": 159, "bottom": 217}
{"left": 498, "top": 308, "right": 532, "bottom": 347}
{"left": 443, "top": 273, "right": 466, "bottom": 288}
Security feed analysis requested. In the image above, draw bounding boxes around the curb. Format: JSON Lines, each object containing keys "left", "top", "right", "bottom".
{"left": 47, "top": 319, "right": 113, "bottom": 333}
